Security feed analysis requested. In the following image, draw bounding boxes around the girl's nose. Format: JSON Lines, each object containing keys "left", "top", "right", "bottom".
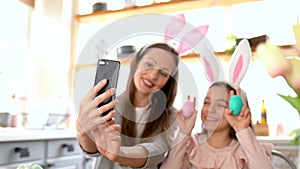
{"left": 208, "top": 106, "right": 215, "bottom": 114}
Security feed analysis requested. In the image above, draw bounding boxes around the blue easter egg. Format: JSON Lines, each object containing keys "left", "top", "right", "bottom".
{"left": 229, "top": 95, "right": 243, "bottom": 116}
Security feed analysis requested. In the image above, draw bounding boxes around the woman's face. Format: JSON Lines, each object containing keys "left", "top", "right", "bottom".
{"left": 201, "top": 86, "right": 231, "bottom": 133}
{"left": 134, "top": 48, "right": 177, "bottom": 95}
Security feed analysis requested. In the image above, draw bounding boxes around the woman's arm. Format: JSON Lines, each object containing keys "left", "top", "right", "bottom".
{"left": 114, "top": 135, "right": 172, "bottom": 168}
{"left": 115, "top": 146, "right": 149, "bottom": 167}
{"left": 76, "top": 79, "right": 118, "bottom": 154}
{"left": 76, "top": 119, "right": 98, "bottom": 153}
{"left": 95, "top": 123, "right": 148, "bottom": 168}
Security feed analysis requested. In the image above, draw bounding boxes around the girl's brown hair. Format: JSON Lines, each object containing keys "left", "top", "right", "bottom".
{"left": 121, "top": 43, "right": 179, "bottom": 139}
{"left": 209, "top": 81, "right": 252, "bottom": 139}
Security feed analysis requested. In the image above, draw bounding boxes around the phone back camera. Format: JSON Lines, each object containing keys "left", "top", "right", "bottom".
{"left": 99, "top": 60, "right": 106, "bottom": 65}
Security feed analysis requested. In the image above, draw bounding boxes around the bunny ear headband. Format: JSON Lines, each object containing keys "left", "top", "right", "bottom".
{"left": 199, "top": 38, "right": 251, "bottom": 90}
{"left": 163, "top": 13, "right": 209, "bottom": 55}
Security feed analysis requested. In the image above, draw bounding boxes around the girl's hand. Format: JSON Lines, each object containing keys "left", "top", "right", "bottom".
{"left": 94, "top": 119, "right": 121, "bottom": 162}
{"left": 77, "top": 79, "right": 118, "bottom": 136}
{"left": 225, "top": 88, "right": 251, "bottom": 132}
{"left": 176, "top": 97, "right": 197, "bottom": 134}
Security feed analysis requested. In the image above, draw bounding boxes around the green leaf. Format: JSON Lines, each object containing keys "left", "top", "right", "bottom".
{"left": 289, "top": 128, "right": 300, "bottom": 145}
{"left": 277, "top": 93, "right": 300, "bottom": 117}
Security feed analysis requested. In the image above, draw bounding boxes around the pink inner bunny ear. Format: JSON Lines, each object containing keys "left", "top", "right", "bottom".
{"left": 164, "top": 13, "right": 186, "bottom": 42}
{"left": 199, "top": 39, "right": 222, "bottom": 83}
{"left": 203, "top": 57, "right": 214, "bottom": 83}
{"left": 228, "top": 39, "right": 251, "bottom": 86}
{"left": 177, "top": 25, "right": 209, "bottom": 54}
{"left": 233, "top": 54, "right": 244, "bottom": 83}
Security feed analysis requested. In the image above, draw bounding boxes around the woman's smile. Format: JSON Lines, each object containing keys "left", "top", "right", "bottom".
{"left": 141, "top": 77, "right": 155, "bottom": 88}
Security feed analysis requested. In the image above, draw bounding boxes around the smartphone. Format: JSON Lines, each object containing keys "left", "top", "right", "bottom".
{"left": 94, "top": 59, "right": 120, "bottom": 117}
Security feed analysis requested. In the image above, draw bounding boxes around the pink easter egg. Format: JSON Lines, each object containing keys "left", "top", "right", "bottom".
{"left": 182, "top": 100, "right": 194, "bottom": 118}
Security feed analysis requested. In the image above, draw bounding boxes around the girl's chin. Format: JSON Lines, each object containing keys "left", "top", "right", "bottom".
{"left": 203, "top": 123, "right": 218, "bottom": 131}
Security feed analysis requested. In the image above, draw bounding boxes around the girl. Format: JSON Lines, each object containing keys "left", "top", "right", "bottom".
{"left": 161, "top": 39, "right": 274, "bottom": 169}
{"left": 161, "top": 82, "right": 274, "bottom": 169}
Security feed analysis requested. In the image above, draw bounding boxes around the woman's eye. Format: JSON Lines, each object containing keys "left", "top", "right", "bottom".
{"left": 159, "top": 70, "right": 169, "bottom": 77}
{"left": 145, "top": 62, "right": 154, "bottom": 68}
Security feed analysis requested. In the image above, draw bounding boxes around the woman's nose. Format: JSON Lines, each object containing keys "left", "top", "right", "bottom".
{"left": 149, "top": 68, "right": 159, "bottom": 80}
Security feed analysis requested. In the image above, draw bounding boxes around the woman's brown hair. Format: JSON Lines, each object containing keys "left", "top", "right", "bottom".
{"left": 121, "top": 43, "right": 179, "bottom": 139}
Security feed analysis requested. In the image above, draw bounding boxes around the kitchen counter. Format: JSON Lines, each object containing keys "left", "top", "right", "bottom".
{"left": 0, "top": 127, "right": 296, "bottom": 145}
{"left": 257, "top": 135, "right": 296, "bottom": 145}
{"left": 0, "top": 128, "right": 77, "bottom": 142}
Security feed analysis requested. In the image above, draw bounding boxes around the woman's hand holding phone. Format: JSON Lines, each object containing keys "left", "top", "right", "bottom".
{"left": 94, "top": 59, "right": 120, "bottom": 118}
{"left": 77, "top": 79, "right": 118, "bottom": 136}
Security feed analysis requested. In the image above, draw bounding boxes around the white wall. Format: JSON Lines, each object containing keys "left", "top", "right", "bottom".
{"left": 74, "top": 1, "right": 300, "bottom": 135}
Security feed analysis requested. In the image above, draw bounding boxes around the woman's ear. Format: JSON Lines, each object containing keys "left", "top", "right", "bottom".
{"left": 228, "top": 39, "right": 251, "bottom": 87}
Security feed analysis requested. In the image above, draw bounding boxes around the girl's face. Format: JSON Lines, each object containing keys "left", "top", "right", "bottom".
{"left": 201, "top": 86, "right": 231, "bottom": 133}
{"left": 134, "top": 48, "right": 176, "bottom": 95}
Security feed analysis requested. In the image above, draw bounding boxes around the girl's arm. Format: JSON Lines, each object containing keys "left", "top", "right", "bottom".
{"left": 160, "top": 132, "right": 191, "bottom": 169}
{"left": 161, "top": 108, "right": 197, "bottom": 169}
{"left": 236, "top": 128, "right": 274, "bottom": 169}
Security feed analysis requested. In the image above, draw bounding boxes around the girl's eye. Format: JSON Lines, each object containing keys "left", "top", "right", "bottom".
{"left": 203, "top": 101, "right": 210, "bottom": 105}
{"left": 217, "top": 103, "right": 226, "bottom": 107}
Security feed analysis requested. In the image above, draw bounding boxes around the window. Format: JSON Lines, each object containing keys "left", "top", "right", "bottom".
{"left": 0, "top": 0, "right": 30, "bottom": 112}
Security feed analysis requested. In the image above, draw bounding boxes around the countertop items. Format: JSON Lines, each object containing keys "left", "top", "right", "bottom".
{"left": 0, "top": 113, "right": 11, "bottom": 127}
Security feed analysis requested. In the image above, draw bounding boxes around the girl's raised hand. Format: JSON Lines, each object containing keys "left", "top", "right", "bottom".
{"left": 225, "top": 88, "right": 251, "bottom": 132}
{"left": 176, "top": 96, "right": 197, "bottom": 135}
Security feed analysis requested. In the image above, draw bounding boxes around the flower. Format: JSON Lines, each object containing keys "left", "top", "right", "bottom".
{"left": 17, "top": 164, "right": 43, "bottom": 169}
{"left": 255, "top": 42, "right": 300, "bottom": 113}
{"left": 255, "top": 41, "right": 300, "bottom": 144}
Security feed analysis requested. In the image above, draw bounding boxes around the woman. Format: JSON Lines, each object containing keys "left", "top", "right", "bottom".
{"left": 161, "top": 81, "right": 274, "bottom": 169}
{"left": 76, "top": 43, "right": 180, "bottom": 168}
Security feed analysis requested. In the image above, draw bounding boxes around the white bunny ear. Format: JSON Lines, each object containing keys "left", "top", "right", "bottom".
{"left": 199, "top": 39, "right": 224, "bottom": 83}
{"left": 228, "top": 39, "right": 251, "bottom": 88}
{"left": 164, "top": 13, "right": 186, "bottom": 43}
{"left": 177, "top": 25, "right": 209, "bottom": 54}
